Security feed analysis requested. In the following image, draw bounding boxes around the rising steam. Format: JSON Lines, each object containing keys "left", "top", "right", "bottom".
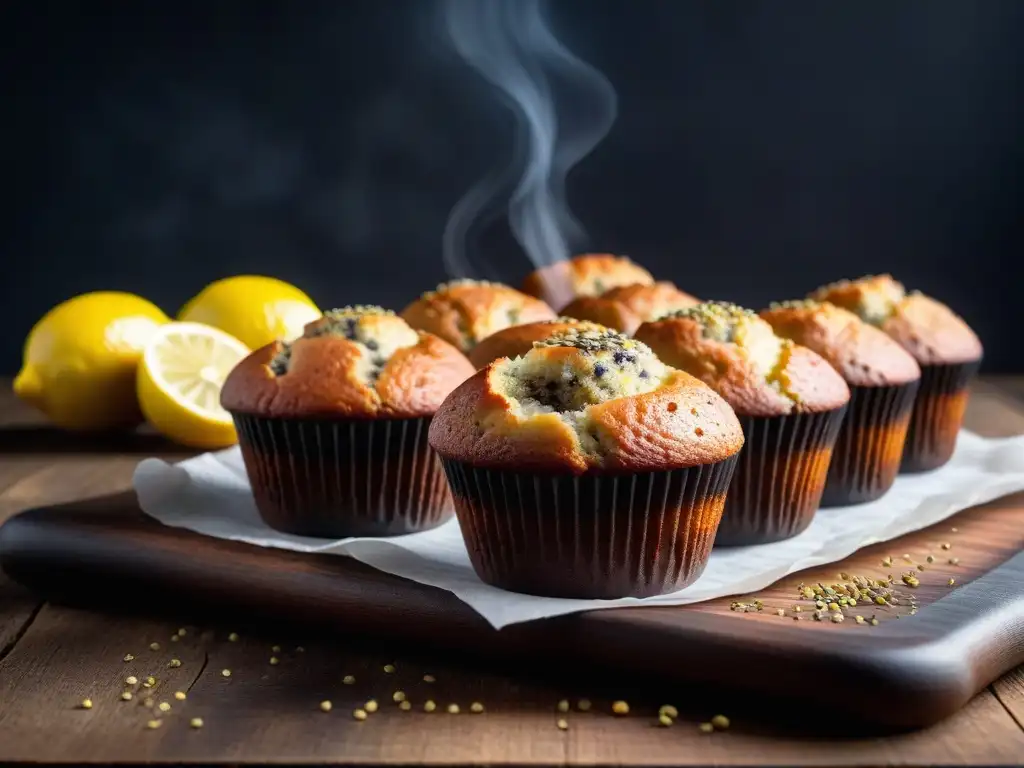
{"left": 440, "top": 0, "right": 618, "bottom": 278}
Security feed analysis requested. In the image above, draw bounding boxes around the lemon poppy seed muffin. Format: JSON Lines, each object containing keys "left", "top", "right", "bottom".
{"left": 429, "top": 327, "right": 744, "bottom": 598}
{"left": 467, "top": 317, "right": 606, "bottom": 369}
{"left": 635, "top": 302, "right": 850, "bottom": 545}
{"left": 761, "top": 299, "right": 921, "bottom": 505}
{"left": 811, "top": 275, "right": 982, "bottom": 472}
{"left": 221, "top": 305, "right": 475, "bottom": 537}
{"left": 400, "top": 279, "right": 556, "bottom": 353}
{"left": 521, "top": 253, "right": 655, "bottom": 311}
{"left": 560, "top": 281, "right": 701, "bottom": 335}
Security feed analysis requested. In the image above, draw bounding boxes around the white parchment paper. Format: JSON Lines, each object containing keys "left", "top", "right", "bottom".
{"left": 133, "top": 430, "right": 1024, "bottom": 630}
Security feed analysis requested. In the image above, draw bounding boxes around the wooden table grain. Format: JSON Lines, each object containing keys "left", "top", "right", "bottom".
{"left": 1, "top": 377, "right": 1023, "bottom": 766}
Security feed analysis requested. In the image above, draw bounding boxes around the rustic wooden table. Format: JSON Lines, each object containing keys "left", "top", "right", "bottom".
{"left": 1, "top": 378, "right": 1023, "bottom": 766}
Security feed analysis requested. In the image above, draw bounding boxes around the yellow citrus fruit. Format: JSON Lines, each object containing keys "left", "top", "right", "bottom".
{"left": 177, "top": 275, "right": 321, "bottom": 351}
{"left": 13, "top": 292, "right": 170, "bottom": 431}
{"left": 136, "top": 322, "right": 251, "bottom": 449}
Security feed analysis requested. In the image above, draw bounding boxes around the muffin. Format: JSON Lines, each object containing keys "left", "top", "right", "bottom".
{"left": 761, "top": 300, "right": 921, "bottom": 506}
{"left": 220, "top": 305, "right": 475, "bottom": 538}
{"left": 635, "top": 302, "right": 850, "bottom": 546}
{"left": 810, "top": 275, "right": 983, "bottom": 472}
{"left": 521, "top": 253, "right": 654, "bottom": 311}
{"left": 467, "top": 317, "right": 606, "bottom": 369}
{"left": 400, "top": 279, "right": 556, "bottom": 354}
{"left": 560, "top": 282, "right": 701, "bottom": 335}
{"left": 429, "top": 327, "right": 744, "bottom": 599}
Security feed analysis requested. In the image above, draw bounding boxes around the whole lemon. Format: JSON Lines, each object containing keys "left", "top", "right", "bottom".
{"left": 13, "top": 292, "right": 170, "bottom": 431}
{"left": 177, "top": 275, "right": 321, "bottom": 350}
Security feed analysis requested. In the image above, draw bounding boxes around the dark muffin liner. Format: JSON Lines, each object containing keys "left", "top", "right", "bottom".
{"left": 819, "top": 381, "right": 919, "bottom": 507}
{"left": 441, "top": 457, "right": 739, "bottom": 599}
{"left": 715, "top": 407, "right": 847, "bottom": 547}
{"left": 900, "top": 360, "right": 981, "bottom": 473}
{"left": 232, "top": 414, "right": 454, "bottom": 538}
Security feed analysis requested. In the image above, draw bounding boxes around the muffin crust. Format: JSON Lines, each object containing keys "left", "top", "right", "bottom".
{"left": 561, "top": 281, "right": 700, "bottom": 334}
{"left": 401, "top": 279, "right": 556, "bottom": 352}
{"left": 810, "top": 274, "right": 982, "bottom": 366}
{"left": 760, "top": 299, "right": 921, "bottom": 387}
{"left": 221, "top": 305, "right": 474, "bottom": 419}
{"left": 634, "top": 302, "right": 850, "bottom": 418}
{"left": 521, "top": 254, "right": 655, "bottom": 311}
{"left": 429, "top": 327, "right": 744, "bottom": 474}
{"left": 467, "top": 317, "right": 605, "bottom": 369}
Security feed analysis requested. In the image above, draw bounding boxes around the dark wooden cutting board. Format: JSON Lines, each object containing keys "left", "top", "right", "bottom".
{"left": 3, "top": 487, "right": 1023, "bottom": 732}
{"left": 2, "top": 387, "right": 1024, "bottom": 733}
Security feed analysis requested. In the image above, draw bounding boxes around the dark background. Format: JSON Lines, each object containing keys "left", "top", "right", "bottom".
{"left": 3, "top": 0, "right": 1021, "bottom": 373}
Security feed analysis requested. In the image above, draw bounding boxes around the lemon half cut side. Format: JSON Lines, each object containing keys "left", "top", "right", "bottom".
{"left": 137, "top": 322, "right": 251, "bottom": 449}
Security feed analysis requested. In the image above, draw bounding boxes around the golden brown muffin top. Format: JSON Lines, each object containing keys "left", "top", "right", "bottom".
{"left": 400, "top": 279, "right": 556, "bottom": 353}
{"left": 561, "top": 281, "right": 700, "bottom": 334}
{"left": 520, "top": 253, "right": 655, "bottom": 310}
{"left": 634, "top": 302, "right": 850, "bottom": 418}
{"left": 810, "top": 274, "right": 982, "bottom": 365}
{"left": 221, "top": 305, "right": 474, "bottom": 419}
{"left": 467, "top": 317, "right": 606, "bottom": 370}
{"left": 760, "top": 299, "right": 921, "bottom": 388}
{"left": 428, "top": 327, "right": 744, "bottom": 475}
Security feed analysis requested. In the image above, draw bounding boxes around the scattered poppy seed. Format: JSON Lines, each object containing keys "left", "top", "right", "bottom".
{"left": 399, "top": 700, "right": 412, "bottom": 711}
{"left": 424, "top": 700, "right": 437, "bottom": 713}
{"left": 147, "top": 719, "right": 162, "bottom": 730}
{"left": 870, "top": 617, "right": 880, "bottom": 627}
{"left": 557, "top": 699, "right": 570, "bottom": 712}
{"left": 557, "top": 718, "right": 569, "bottom": 731}
{"left": 271, "top": 645, "right": 281, "bottom": 653}
{"left": 447, "top": 704, "right": 460, "bottom": 714}
{"left": 320, "top": 701, "right": 332, "bottom": 712}
{"left": 343, "top": 675, "right": 355, "bottom": 685}
{"left": 149, "top": 643, "right": 160, "bottom": 651}
{"left": 158, "top": 702, "right": 171, "bottom": 713}
{"left": 221, "top": 669, "right": 231, "bottom": 678}
{"left": 776, "top": 609, "right": 785, "bottom": 617}
{"left": 353, "top": 709, "right": 368, "bottom": 721}
{"left": 951, "top": 527, "right": 959, "bottom": 533}
{"left": 941, "top": 543, "right": 952, "bottom": 550}
{"left": 169, "top": 659, "right": 181, "bottom": 668}
{"left": 918, "top": 564, "right": 927, "bottom": 572}
{"left": 174, "top": 691, "right": 186, "bottom": 701}
{"left": 228, "top": 633, "right": 239, "bottom": 642}
{"left": 121, "top": 692, "right": 133, "bottom": 701}
{"left": 80, "top": 698, "right": 93, "bottom": 710}
{"left": 270, "top": 657, "right": 279, "bottom": 666}
{"left": 612, "top": 700, "right": 630, "bottom": 715}
{"left": 698, "top": 723, "right": 714, "bottom": 733}
{"left": 365, "top": 700, "right": 378, "bottom": 713}
{"left": 577, "top": 699, "right": 591, "bottom": 711}
{"left": 123, "top": 654, "right": 135, "bottom": 662}
{"left": 659, "top": 705, "right": 678, "bottom": 718}
{"left": 170, "top": 635, "right": 178, "bottom": 643}
{"left": 949, "top": 557, "right": 960, "bottom": 565}
{"left": 881, "top": 557, "right": 893, "bottom": 567}
{"left": 190, "top": 718, "right": 204, "bottom": 729}
{"left": 926, "top": 555, "right": 935, "bottom": 563}
{"left": 422, "top": 674, "right": 436, "bottom": 683}
{"left": 125, "top": 676, "right": 138, "bottom": 686}
{"left": 383, "top": 664, "right": 396, "bottom": 673}
{"left": 470, "top": 702, "right": 485, "bottom": 713}
{"left": 949, "top": 578, "right": 956, "bottom": 586}
{"left": 393, "top": 691, "right": 406, "bottom": 703}
{"left": 658, "top": 714, "right": 673, "bottom": 727}
{"left": 144, "top": 677, "right": 156, "bottom": 687}
{"left": 177, "top": 628, "right": 187, "bottom": 636}
{"left": 711, "top": 715, "right": 730, "bottom": 730}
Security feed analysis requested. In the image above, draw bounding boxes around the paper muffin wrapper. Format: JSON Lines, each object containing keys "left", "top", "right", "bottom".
{"left": 441, "top": 457, "right": 739, "bottom": 599}
{"left": 232, "top": 414, "right": 454, "bottom": 538}
{"left": 715, "top": 407, "right": 847, "bottom": 547}
{"left": 819, "top": 381, "right": 920, "bottom": 507}
{"left": 900, "top": 360, "right": 981, "bottom": 473}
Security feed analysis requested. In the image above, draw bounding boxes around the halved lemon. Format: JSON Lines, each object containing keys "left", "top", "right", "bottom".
{"left": 137, "top": 322, "right": 251, "bottom": 449}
